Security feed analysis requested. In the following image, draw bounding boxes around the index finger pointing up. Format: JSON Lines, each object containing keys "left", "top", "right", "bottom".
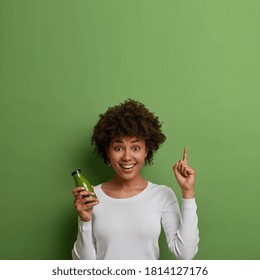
{"left": 183, "top": 146, "right": 188, "bottom": 163}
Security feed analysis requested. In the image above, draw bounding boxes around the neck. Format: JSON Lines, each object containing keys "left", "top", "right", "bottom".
{"left": 110, "top": 174, "right": 147, "bottom": 190}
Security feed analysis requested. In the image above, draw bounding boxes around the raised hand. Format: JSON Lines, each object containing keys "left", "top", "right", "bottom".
{"left": 173, "top": 147, "right": 196, "bottom": 199}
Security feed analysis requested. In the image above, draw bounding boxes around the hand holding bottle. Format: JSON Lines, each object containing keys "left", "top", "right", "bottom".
{"left": 71, "top": 169, "right": 99, "bottom": 222}
{"left": 72, "top": 187, "right": 99, "bottom": 222}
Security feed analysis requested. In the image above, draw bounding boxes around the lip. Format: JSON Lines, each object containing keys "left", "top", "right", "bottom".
{"left": 119, "top": 163, "right": 136, "bottom": 170}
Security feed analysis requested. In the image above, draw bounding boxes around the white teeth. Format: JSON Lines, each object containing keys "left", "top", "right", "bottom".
{"left": 121, "top": 164, "right": 135, "bottom": 169}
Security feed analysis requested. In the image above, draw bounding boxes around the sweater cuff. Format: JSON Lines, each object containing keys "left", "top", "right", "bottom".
{"left": 78, "top": 217, "right": 92, "bottom": 231}
{"left": 181, "top": 198, "right": 197, "bottom": 210}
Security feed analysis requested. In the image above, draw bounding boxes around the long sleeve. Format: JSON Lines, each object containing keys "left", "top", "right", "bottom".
{"left": 71, "top": 183, "right": 199, "bottom": 260}
{"left": 72, "top": 217, "right": 97, "bottom": 260}
{"left": 161, "top": 189, "right": 199, "bottom": 260}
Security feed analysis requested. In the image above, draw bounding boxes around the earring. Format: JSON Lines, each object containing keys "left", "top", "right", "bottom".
{"left": 106, "top": 159, "right": 111, "bottom": 167}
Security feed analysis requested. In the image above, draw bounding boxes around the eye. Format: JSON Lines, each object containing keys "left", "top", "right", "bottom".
{"left": 114, "top": 146, "right": 123, "bottom": 152}
{"left": 132, "top": 146, "right": 141, "bottom": 151}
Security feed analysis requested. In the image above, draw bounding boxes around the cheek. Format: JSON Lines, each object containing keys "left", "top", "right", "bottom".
{"left": 135, "top": 152, "right": 147, "bottom": 162}
{"left": 109, "top": 153, "right": 118, "bottom": 162}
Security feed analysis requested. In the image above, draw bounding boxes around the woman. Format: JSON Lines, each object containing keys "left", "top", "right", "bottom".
{"left": 72, "top": 99, "right": 199, "bottom": 260}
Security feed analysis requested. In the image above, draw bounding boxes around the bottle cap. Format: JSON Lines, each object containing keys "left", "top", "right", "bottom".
{"left": 71, "top": 169, "right": 81, "bottom": 176}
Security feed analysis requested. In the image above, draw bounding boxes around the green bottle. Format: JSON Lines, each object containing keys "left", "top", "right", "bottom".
{"left": 71, "top": 169, "right": 97, "bottom": 198}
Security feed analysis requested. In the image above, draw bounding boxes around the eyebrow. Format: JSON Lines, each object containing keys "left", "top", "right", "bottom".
{"left": 113, "top": 139, "right": 142, "bottom": 143}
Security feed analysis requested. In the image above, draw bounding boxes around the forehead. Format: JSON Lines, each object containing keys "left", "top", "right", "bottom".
{"left": 110, "top": 136, "right": 145, "bottom": 144}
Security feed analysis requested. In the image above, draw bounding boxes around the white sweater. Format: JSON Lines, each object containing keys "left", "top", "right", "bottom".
{"left": 72, "top": 182, "right": 199, "bottom": 260}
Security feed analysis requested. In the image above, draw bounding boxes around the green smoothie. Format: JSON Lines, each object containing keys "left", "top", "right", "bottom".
{"left": 71, "top": 169, "right": 97, "bottom": 199}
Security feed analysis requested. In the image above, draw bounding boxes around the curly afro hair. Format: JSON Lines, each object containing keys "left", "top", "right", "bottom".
{"left": 91, "top": 99, "right": 166, "bottom": 165}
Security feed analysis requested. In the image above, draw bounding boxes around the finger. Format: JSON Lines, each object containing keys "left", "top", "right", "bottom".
{"left": 75, "top": 198, "right": 99, "bottom": 210}
{"left": 73, "top": 188, "right": 95, "bottom": 199}
{"left": 173, "top": 161, "right": 184, "bottom": 180}
{"left": 181, "top": 160, "right": 195, "bottom": 171}
{"left": 180, "top": 164, "right": 196, "bottom": 177}
{"left": 175, "top": 161, "right": 184, "bottom": 174}
{"left": 82, "top": 196, "right": 99, "bottom": 204}
{"left": 72, "top": 186, "right": 85, "bottom": 197}
{"left": 77, "top": 200, "right": 99, "bottom": 213}
{"left": 84, "top": 200, "right": 99, "bottom": 209}
{"left": 173, "top": 161, "right": 179, "bottom": 173}
{"left": 176, "top": 161, "right": 187, "bottom": 177}
{"left": 74, "top": 194, "right": 98, "bottom": 207}
{"left": 183, "top": 146, "right": 188, "bottom": 163}
{"left": 182, "top": 167, "right": 189, "bottom": 178}
{"left": 179, "top": 163, "right": 187, "bottom": 176}
{"left": 79, "top": 190, "right": 96, "bottom": 197}
{"left": 185, "top": 166, "right": 196, "bottom": 176}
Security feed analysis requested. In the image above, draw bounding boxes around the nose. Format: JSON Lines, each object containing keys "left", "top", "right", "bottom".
{"left": 122, "top": 148, "right": 132, "bottom": 161}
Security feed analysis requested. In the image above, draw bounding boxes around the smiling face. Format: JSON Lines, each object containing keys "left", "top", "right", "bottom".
{"left": 108, "top": 136, "right": 148, "bottom": 182}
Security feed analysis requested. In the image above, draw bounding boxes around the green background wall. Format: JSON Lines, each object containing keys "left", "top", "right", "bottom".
{"left": 1, "top": 0, "right": 260, "bottom": 260}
